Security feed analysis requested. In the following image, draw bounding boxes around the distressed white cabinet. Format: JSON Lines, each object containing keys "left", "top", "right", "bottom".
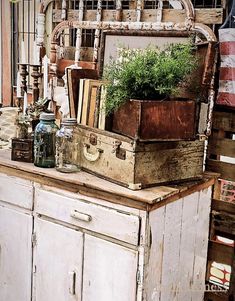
{"left": 34, "top": 185, "right": 141, "bottom": 301}
{"left": 0, "top": 173, "right": 33, "bottom": 301}
{"left": 0, "top": 154, "right": 216, "bottom": 301}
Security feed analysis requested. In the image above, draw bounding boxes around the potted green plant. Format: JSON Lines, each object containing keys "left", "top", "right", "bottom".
{"left": 102, "top": 42, "right": 199, "bottom": 141}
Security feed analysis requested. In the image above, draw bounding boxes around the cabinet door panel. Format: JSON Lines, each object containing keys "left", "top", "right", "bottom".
{"left": 83, "top": 235, "right": 138, "bottom": 301}
{"left": 34, "top": 218, "right": 83, "bottom": 301}
{"left": 0, "top": 206, "right": 32, "bottom": 301}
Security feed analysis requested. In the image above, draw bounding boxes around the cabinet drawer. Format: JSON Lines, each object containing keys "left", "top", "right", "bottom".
{"left": 0, "top": 173, "right": 33, "bottom": 209}
{"left": 35, "top": 188, "right": 140, "bottom": 245}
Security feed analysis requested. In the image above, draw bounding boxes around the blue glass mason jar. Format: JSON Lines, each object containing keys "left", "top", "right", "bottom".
{"left": 34, "top": 113, "right": 59, "bottom": 168}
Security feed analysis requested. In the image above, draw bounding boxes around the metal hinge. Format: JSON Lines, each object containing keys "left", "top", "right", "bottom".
{"left": 32, "top": 232, "right": 37, "bottom": 247}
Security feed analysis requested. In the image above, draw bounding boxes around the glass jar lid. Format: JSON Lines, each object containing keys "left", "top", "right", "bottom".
{"left": 61, "top": 118, "right": 77, "bottom": 126}
{"left": 40, "top": 112, "right": 56, "bottom": 121}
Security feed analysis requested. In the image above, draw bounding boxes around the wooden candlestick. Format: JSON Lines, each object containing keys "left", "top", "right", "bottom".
{"left": 30, "top": 64, "right": 42, "bottom": 103}
{"left": 16, "top": 96, "right": 23, "bottom": 112}
{"left": 18, "top": 63, "right": 29, "bottom": 94}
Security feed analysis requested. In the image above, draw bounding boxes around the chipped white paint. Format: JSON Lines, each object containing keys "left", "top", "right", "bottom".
{"left": 35, "top": 187, "right": 140, "bottom": 245}
{"left": 144, "top": 188, "right": 212, "bottom": 301}
{"left": 33, "top": 218, "right": 83, "bottom": 301}
{"left": 36, "top": 13, "right": 45, "bottom": 46}
{"left": 145, "top": 206, "right": 166, "bottom": 301}
{"left": 177, "top": 192, "right": 199, "bottom": 300}
{"left": 82, "top": 235, "right": 138, "bottom": 301}
{"left": 160, "top": 199, "right": 183, "bottom": 301}
{"left": 156, "top": 0, "right": 163, "bottom": 24}
{"left": 0, "top": 169, "right": 212, "bottom": 301}
{"left": 0, "top": 205, "right": 32, "bottom": 301}
{"left": 191, "top": 188, "right": 212, "bottom": 300}
{"left": 75, "top": 0, "right": 84, "bottom": 65}
{"left": 61, "top": 0, "right": 67, "bottom": 20}
{"left": 93, "top": 0, "right": 102, "bottom": 63}
{"left": 0, "top": 173, "right": 33, "bottom": 209}
{"left": 136, "top": 0, "right": 143, "bottom": 22}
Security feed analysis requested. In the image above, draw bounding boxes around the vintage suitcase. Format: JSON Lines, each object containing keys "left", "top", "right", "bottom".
{"left": 79, "top": 125, "right": 204, "bottom": 190}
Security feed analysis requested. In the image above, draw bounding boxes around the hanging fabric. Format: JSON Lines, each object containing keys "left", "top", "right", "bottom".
{"left": 217, "top": 0, "right": 235, "bottom": 107}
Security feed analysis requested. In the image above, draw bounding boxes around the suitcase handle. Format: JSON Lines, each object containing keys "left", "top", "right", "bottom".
{"left": 83, "top": 143, "right": 103, "bottom": 162}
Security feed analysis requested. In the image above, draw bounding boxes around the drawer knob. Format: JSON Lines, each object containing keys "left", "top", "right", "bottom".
{"left": 70, "top": 210, "right": 92, "bottom": 222}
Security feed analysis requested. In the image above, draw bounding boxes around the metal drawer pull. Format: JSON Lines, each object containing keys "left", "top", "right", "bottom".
{"left": 70, "top": 210, "right": 92, "bottom": 222}
{"left": 69, "top": 271, "right": 76, "bottom": 295}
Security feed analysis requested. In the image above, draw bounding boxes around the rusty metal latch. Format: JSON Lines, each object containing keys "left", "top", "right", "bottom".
{"left": 89, "top": 133, "right": 97, "bottom": 145}
{"left": 112, "top": 140, "right": 126, "bottom": 160}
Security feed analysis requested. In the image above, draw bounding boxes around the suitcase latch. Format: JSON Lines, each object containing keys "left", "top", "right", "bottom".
{"left": 89, "top": 133, "right": 97, "bottom": 145}
{"left": 112, "top": 141, "right": 126, "bottom": 160}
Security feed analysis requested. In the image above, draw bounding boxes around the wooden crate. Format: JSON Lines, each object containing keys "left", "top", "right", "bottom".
{"left": 206, "top": 110, "right": 235, "bottom": 182}
{"left": 112, "top": 99, "right": 197, "bottom": 141}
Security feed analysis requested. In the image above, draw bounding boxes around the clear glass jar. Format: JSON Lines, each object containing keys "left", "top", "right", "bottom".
{"left": 55, "top": 118, "right": 80, "bottom": 173}
{"left": 34, "top": 113, "right": 59, "bottom": 168}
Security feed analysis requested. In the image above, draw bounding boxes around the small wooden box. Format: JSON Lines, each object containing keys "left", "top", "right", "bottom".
{"left": 11, "top": 138, "right": 34, "bottom": 163}
{"left": 112, "top": 99, "right": 197, "bottom": 141}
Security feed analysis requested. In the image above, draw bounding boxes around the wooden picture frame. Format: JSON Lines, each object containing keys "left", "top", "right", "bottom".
{"left": 99, "top": 30, "right": 190, "bottom": 77}
{"left": 66, "top": 68, "right": 98, "bottom": 118}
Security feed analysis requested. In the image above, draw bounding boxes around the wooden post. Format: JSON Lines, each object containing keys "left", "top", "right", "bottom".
{"left": 93, "top": 0, "right": 102, "bottom": 64}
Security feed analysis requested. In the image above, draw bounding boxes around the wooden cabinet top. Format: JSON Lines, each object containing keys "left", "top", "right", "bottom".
{"left": 0, "top": 149, "right": 217, "bottom": 211}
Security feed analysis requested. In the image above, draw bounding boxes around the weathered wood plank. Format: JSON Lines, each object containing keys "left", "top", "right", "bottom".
{"left": 211, "top": 210, "right": 235, "bottom": 236}
{"left": 53, "top": 8, "right": 223, "bottom": 25}
{"left": 206, "top": 159, "right": 235, "bottom": 182}
{"left": 177, "top": 192, "right": 199, "bottom": 300}
{"left": 145, "top": 206, "right": 166, "bottom": 301}
{"left": 204, "top": 291, "right": 230, "bottom": 301}
{"left": 208, "top": 137, "right": 235, "bottom": 158}
{"left": 83, "top": 235, "right": 138, "bottom": 301}
{"left": 212, "top": 111, "right": 235, "bottom": 132}
{"left": 0, "top": 149, "right": 180, "bottom": 207}
{"left": 160, "top": 199, "right": 183, "bottom": 301}
{"left": 212, "top": 199, "right": 235, "bottom": 215}
{"left": 192, "top": 187, "right": 212, "bottom": 300}
{"left": 207, "top": 240, "right": 234, "bottom": 266}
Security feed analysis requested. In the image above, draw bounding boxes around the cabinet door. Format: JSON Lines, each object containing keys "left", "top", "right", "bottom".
{"left": 83, "top": 235, "right": 138, "bottom": 301}
{"left": 34, "top": 218, "right": 83, "bottom": 301}
{"left": 0, "top": 205, "right": 32, "bottom": 301}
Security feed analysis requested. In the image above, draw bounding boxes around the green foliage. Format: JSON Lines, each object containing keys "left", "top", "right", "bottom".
{"left": 27, "top": 97, "right": 51, "bottom": 119}
{"left": 103, "top": 42, "right": 198, "bottom": 115}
